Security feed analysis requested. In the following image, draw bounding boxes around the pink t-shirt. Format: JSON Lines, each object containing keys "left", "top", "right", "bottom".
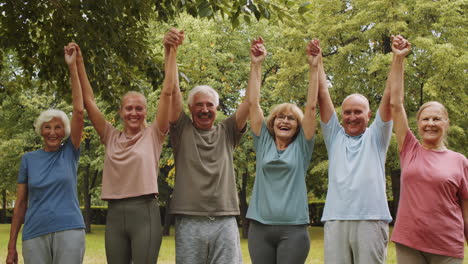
{"left": 391, "top": 129, "right": 468, "bottom": 259}
{"left": 100, "top": 122, "right": 165, "bottom": 199}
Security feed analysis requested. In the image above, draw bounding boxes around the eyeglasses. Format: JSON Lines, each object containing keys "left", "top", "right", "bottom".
{"left": 276, "top": 114, "right": 297, "bottom": 122}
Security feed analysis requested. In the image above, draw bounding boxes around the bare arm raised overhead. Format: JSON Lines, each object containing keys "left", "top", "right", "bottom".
{"left": 388, "top": 35, "right": 411, "bottom": 151}
{"left": 248, "top": 37, "right": 267, "bottom": 136}
{"left": 317, "top": 46, "right": 334, "bottom": 123}
{"left": 381, "top": 35, "right": 411, "bottom": 123}
{"left": 303, "top": 39, "right": 321, "bottom": 140}
{"left": 161, "top": 28, "right": 184, "bottom": 129}
{"left": 73, "top": 44, "right": 107, "bottom": 139}
{"left": 64, "top": 43, "right": 84, "bottom": 149}
{"left": 235, "top": 37, "right": 265, "bottom": 133}
{"left": 164, "top": 28, "right": 185, "bottom": 125}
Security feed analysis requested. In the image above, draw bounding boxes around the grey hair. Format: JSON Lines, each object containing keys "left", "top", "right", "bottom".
{"left": 187, "top": 85, "right": 219, "bottom": 107}
{"left": 342, "top": 93, "right": 370, "bottom": 111}
{"left": 34, "top": 109, "right": 71, "bottom": 139}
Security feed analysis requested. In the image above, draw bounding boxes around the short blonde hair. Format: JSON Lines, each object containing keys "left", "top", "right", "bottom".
{"left": 120, "top": 91, "right": 147, "bottom": 109}
{"left": 266, "top": 103, "right": 304, "bottom": 137}
{"left": 34, "top": 109, "right": 70, "bottom": 139}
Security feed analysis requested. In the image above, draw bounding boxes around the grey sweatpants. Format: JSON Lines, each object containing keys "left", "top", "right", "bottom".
{"left": 22, "top": 229, "right": 85, "bottom": 264}
{"left": 324, "top": 220, "right": 389, "bottom": 264}
{"left": 105, "top": 195, "right": 162, "bottom": 264}
{"left": 395, "top": 243, "right": 463, "bottom": 264}
{"left": 175, "top": 215, "right": 242, "bottom": 264}
{"left": 247, "top": 220, "right": 310, "bottom": 264}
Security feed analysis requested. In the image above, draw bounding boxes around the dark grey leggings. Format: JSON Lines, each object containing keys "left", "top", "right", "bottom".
{"left": 105, "top": 195, "right": 162, "bottom": 264}
{"left": 248, "top": 220, "right": 310, "bottom": 264}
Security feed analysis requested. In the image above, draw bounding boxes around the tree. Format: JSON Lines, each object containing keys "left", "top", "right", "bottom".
{"left": 0, "top": 0, "right": 290, "bottom": 102}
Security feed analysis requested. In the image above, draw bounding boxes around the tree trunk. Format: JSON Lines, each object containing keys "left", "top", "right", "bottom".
{"left": 83, "top": 138, "right": 92, "bottom": 233}
{"left": 162, "top": 188, "right": 173, "bottom": 236}
{"left": 390, "top": 169, "right": 401, "bottom": 223}
{"left": 239, "top": 171, "right": 249, "bottom": 239}
{"left": 1, "top": 189, "right": 6, "bottom": 223}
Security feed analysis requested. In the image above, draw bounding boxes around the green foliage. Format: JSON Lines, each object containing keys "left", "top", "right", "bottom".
{"left": 1, "top": 0, "right": 466, "bottom": 209}
{"left": 0, "top": 0, "right": 291, "bottom": 105}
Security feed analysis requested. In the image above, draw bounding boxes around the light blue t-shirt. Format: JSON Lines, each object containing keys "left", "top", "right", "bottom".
{"left": 321, "top": 112, "right": 393, "bottom": 222}
{"left": 246, "top": 122, "right": 315, "bottom": 225}
{"left": 18, "top": 139, "right": 85, "bottom": 241}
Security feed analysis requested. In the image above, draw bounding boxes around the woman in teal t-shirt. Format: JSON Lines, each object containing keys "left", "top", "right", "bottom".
{"left": 245, "top": 38, "right": 321, "bottom": 264}
{"left": 6, "top": 44, "right": 85, "bottom": 264}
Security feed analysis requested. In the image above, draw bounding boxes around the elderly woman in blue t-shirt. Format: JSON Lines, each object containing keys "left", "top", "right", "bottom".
{"left": 245, "top": 38, "right": 321, "bottom": 263}
{"left": 6, "top": 43, "right": 85, "bottom": 264}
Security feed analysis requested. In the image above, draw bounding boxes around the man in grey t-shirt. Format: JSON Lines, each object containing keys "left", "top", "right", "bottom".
{"left": 165, "top": 28, "right": 249, "bottom": 264}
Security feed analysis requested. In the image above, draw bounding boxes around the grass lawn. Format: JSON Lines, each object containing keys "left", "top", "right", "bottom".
{"left": 1, "top": 224, "right": 467, "bottom": 263}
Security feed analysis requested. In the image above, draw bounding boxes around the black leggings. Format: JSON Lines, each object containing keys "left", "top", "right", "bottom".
{"left": 248, "top": 220, "right": 310, "bottom": 264}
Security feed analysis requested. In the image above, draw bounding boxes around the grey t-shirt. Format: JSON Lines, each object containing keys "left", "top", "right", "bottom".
{"left": 169, "top": 111, "right": 244, "bottom": 216}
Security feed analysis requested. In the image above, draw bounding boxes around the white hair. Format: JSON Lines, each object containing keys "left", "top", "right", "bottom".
{"left": 342, "top": 93, "right": 370, "bottom": 110}
{"left": 187, "top": 85, "right": 219, "bottom": 107}
{"left": 34, "top": 109, "right": 71, "bottom": 139}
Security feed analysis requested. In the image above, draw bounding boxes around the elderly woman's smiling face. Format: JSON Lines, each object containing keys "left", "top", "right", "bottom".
{"left": 273, "top": 110, "right": 299, "bottom": 141}
{"left": 41, "top": 117, "right": 65, "bottom": 152}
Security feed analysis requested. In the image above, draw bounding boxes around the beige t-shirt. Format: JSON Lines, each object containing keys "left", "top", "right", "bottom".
{"left": 169, "top": 112, "right": 244, "bottom": 215}
{"left": 100, "top": 121, "right": 165, "bottom": 199}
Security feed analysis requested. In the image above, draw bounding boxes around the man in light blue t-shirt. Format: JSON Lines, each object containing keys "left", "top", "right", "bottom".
{"left": 317, "top": 51, "right": 394, "bottom": 263}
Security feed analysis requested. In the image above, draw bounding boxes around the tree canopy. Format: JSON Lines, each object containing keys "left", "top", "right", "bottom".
{"left": 0, "top": 0, "right": 466, "bottom": 230}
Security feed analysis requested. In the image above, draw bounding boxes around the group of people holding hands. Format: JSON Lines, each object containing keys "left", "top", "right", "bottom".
{"left": 6, "top": 27, "right": 467, "bottom": 264}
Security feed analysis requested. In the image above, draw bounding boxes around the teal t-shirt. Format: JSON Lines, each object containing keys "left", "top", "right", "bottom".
{"left": 246, "top": 122, "right": 315, "bottom": 225}
{"left": 320, "top": 111, "right": 393, "bottom": 222}
{"left": 18, "top": 139, "right": 85, "bottom": 241}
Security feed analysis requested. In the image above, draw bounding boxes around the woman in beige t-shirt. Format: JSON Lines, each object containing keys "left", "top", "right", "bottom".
{"left": 70, "top": 28, "right": 184, "bottom": 264}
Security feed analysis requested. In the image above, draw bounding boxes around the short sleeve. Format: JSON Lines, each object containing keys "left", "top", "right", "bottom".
{"left": 297, "top": 127, "right": 315, "bottom": 160}
{"left": 170, "top": 111, "right": 190, "bottom": 151}
{"left": 101, "top": 121, "right": 116, "bottom": 145}
{"left": 64, "top": 138, "right": 80, "bottom": 162}
{"left": 320, "top": 112, "right": 340, "bottom": 148}
{"left": 459, "top": 157, "right": 468, "bottom": 200}
{"left": 399, "top": 129, "right": 419, "bottom": 168}
{"left": 370, "top": 111, "right": 393, "bottom": 149}
{"left": 252, "top": 122, "right": 270, "bottom": 154}
{"left": 223, "top": 113, "right": 244, "bottom": 147}
{"left": 17, "top": 155, "right": 28, "bottom": 184}
{"left": 149, "top": 121, "right": 167, "bottom": 143}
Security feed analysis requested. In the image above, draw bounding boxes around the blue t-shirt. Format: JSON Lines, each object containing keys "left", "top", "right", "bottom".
{"left": 320, "top": 112, "right": 393, "bottom": 222}
{"left": 18, "top": 139, "right": 85, "bottom": 241}
{"left": 246, "top": 122, "right": 315, "bottom": 225}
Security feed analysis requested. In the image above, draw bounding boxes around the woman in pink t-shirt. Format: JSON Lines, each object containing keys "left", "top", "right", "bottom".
{"left": 70, "top": 28, "right": 185, "bottom": 264}
{"left": 389, "top": 36, "right": 468, "bottom": 263}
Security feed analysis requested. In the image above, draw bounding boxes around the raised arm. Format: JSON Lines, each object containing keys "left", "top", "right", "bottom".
{"left": 64, "top": 44, "right": 84, "bottom": 149}
{"left": 235, "top": 38, "right": 266, "bottom": 133}
{"left": 160, "top": 28, "right": 184, "bottom": 129}
{"left": 317, "top": 48, "right": 334, "bottom": 123}
{"left": 6, "top": 184, "right": 28, "bottom": 264}
{"left": 73, "top": 43, "right": 107, "bottom": 139}
{"left": 303, "top": 39, "right": 321, "bottom": 140}
{"left": 163, "top": 28, "right": 185, "bottom": 124}
{"left": 248, "top": 37, "right": 267, "bottom": 136}
{"left": 388, "top": 35, "right": 411, "bottom": 151}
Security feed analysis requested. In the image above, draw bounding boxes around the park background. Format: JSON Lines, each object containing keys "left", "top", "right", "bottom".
{"left": 0, "top": 0, "right": 466, "bottom": 262}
